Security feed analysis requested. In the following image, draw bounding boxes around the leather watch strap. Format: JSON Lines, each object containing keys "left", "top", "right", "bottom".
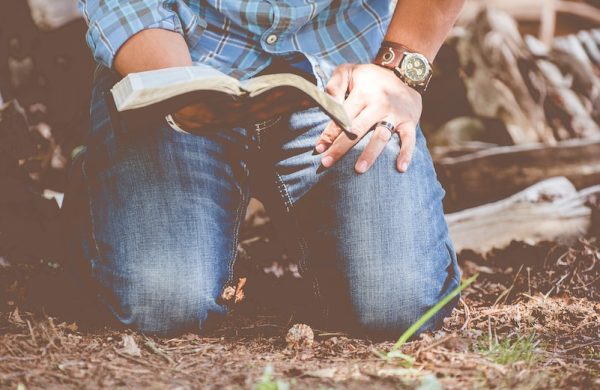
{"left": 373, "top": 41, "right": 411, "bottom": 70}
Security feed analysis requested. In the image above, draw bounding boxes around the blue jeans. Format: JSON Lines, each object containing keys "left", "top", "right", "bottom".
{"left": 73, "top": 65, "right": 460, "bottom": 336}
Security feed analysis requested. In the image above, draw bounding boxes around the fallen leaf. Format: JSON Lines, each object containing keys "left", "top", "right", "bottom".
{"left": 120, "top": 334, "right": 142, "bottom": 357}
{"left": 221, "top": 286, "right": 235, "bottom": 301}
{"left": 10, "top": 307, "right": 24, "bottom": 324}
{"left": 376, "top": 368, "right": 421, "bottom": 378}
{"left": 234, "top": 277, "right": 247, "bottom": 303}
{"left": 304, "top": 368, "right": 337, "bottom": 379}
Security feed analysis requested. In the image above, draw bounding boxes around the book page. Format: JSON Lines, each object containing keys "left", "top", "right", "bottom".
{"left": 112, "top": 65, "right": 242, "bottom": 111}
{"left": 241, "top": 73, "right": 352, "bottom": 134}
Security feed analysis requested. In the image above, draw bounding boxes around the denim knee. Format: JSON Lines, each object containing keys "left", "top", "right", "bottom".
{"left": 95, "top": 253, "right": 228, "bottom": 335}
{"left": 352, "top": 284, "right": 457, "bottom": 336}
{"left": 347, "top": 242, "right": 461, "bottom": 337}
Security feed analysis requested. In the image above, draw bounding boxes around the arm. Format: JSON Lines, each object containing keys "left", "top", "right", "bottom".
{"left": 315, "top": 0, "right": 465, "bottom": 173}
{"left": 80, "top": 0, "right": 205, "bottom": 72}
{"left": 114, "top": 29, "right": 192, "bottom": 75}
{"left": 385, "top": 0, "right": 466, "bottom": 62}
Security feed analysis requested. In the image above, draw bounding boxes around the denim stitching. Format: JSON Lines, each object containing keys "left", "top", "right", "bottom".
{"left": 273, "top": 171, "right": 320, "bottom": 299}
{"left": 222, "top": 168, "right": 250, "bottom": 308}
{"left": 81, "top": 158, "right": 102, "bottom": 270}
{"left": 254, "top": 115, "right": 282, "bottom": 132}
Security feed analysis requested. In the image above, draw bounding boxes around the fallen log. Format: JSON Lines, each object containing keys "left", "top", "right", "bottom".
{"left": 436, "top": 137, "right": 600, "bottom": 211}
{"left": 26, "top": 0, "right": 80, "bottom": 31}
{"left": 447, "top": 177, "right": 600, "bottom": 253}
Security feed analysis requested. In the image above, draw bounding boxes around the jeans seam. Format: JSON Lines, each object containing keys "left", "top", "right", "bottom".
{"left": 273, "top": 171, "right": 321, "bottom": 300}
{"left": 81, "top": 158, "right": 102, "bottom": 270}
{"left": 81, "top": 157, "right": 122, "bottom": 321}
{"left": 222, "top": 178, "right": 250, "bottom": 306}
{"left": 253, "top": 115, "right": 283, "bottom": 135}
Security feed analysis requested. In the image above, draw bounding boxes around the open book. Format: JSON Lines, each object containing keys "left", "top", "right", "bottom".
{"left": 110, "top": 65, "right": 355, "bottom": 138}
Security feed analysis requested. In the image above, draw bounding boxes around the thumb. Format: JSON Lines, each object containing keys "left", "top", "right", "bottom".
{"left": 325, "top": 64, "right": 353, "bottom": 102}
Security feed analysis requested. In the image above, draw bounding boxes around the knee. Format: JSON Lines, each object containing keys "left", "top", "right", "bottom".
{"left": 351, "top": 278, "right": 459, "bottom": 337}
{"left": 107, "top": 266, "right": 225, "bottom": 335}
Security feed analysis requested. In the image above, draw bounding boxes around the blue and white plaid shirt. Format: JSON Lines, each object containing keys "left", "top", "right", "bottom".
{"left": 79, "top": 0, "right": 393, "bottom": 85}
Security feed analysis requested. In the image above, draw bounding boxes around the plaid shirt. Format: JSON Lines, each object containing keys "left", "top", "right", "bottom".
{"left": 79, "top": 0, "right": 392, "bottom": 83}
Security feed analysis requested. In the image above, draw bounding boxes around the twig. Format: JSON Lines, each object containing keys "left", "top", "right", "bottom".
{"left": 544, "top": 272, "right": 569, "bottom": 298}
{"left": 26, "top": 320, "right": 37, "bottom": 346}
{"left": 459, "top": 298, "right": 471, "bottom": 331}
{"left": 143, "top": 337, "right": 175, "bottom": 365}
{"left": 113, "top": 348, "right": 156, "bottom": 368}
{"left": 560, "top": 340, "right": 600, "bottom": 353}
{"left": 315, "top": 332, "right": 349, "bottom": 338}
{"left": 493, "top": 264, "right": 523, "bottom": 307}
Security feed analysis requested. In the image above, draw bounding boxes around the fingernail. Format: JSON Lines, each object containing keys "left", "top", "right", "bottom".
{"left": 355, "top": 160, "right": 368, "bottom": 173}
{"left": 321, "top": 155, "right": 334, "bottom": 168}
{"left": 400, "top": 162, "right": 409, "bottom": 172}
{"left": 315, "top": 143, "right": 326, "bottom": 153}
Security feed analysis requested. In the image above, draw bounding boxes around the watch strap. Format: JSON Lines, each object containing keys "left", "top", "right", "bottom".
{"left": 373, "top": 41, "right": 411, "bottom": 70}
{"left": 373, "top": 41, "right": 433, "bottom": 94}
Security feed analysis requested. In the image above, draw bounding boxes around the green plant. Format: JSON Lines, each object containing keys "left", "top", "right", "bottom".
{"left": 254, "top": 365, "right": 290, "bottom": 390}
{"left": 374, "top": 274, "right": 478, "bottom": 366}
{"left": 477, "top": 333, "right": 541, "bottom": 365}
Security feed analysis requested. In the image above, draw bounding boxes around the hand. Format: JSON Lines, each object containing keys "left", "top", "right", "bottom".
{"left": 315, "top": 63, "right": 422, "bottom": 173}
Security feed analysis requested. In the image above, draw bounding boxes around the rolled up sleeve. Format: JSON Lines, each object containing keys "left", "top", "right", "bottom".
{"left": 78, "top": 0, "right": 206, "bottom": 68}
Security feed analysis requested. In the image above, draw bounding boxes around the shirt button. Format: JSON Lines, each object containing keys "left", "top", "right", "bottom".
{"left": 265, "top": 34, "right": 278, "bottom": 44}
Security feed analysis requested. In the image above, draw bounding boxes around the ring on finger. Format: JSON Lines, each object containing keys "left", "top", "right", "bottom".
{"left": 375, "top": 120, "right": 395, "bottom": 135}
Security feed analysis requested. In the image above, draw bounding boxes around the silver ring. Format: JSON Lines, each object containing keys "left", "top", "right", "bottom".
{"left": 375, "top": 120, "right": 395, "bottom": 134}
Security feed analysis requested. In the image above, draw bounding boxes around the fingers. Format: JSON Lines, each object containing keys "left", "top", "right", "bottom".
{"left": 395, "top": 122, "right": 417, "bottom": 172}
{"left": 314, "top": 65, "right": 355, "bottom": 153}
{"left": 320, "top": 106, "right": 376, "bottom": 168}
{"left": 323, "top": 118, "right": 417, "bottom": 174}
{"left": 354, "top": 122, "right": 394, "bottom": 173}
{"left": 315, "top": 92, "right": 366, "bottom": 154}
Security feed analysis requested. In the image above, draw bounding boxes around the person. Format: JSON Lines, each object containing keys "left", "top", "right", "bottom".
{"left": 75, "top": 0, "right": 465, "bottom": 336}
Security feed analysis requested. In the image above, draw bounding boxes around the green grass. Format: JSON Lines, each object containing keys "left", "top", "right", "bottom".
{"left": 477, "top": 333, "right": 541, "bottom": 365}
{"left": 254, "top": 365, "right": 290, "bottom": 390}
{"left": 374, "top": 274, "right": 478, "bottom": 366}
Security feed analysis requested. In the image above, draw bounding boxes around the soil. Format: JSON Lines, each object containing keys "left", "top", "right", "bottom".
{"left": 1, "top": 225, "right": 599, "bottom": 389}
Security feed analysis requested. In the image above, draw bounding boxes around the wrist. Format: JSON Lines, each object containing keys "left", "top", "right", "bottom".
{"left": 372, "top": 41, "right": 433, "bottom": 95}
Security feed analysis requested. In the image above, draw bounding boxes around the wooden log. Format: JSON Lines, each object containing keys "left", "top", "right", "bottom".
{"left": 455, "top": 8, "right": 559, "bottom": 144}
{"left": 436, "top": 137, "right": 600, "bottom": 211}
{"left": 447, "top": 177, "right": 600, "bottom": 253}
{"left": 26, "top": 0, "right": 80, "bottom": 31}
{"left": 577, "top": 30, "right": 600, "bottom": 66}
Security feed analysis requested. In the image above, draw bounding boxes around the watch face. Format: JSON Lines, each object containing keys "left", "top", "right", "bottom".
{"left": 402, "top": 53, "right": 429, "bottom": 83}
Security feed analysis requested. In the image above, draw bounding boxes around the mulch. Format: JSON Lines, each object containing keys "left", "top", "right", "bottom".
{"left": 1, "top": 229, "right": 598, "bottom": 389}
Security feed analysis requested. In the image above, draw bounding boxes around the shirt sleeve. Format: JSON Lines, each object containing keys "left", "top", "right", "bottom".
{"left": 78, "top": 0, "right": 207, "bottom": 68}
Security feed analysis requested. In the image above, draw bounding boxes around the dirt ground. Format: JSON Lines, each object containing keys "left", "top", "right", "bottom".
{"left": 1, "top": 228, "right": 599, "bottom": 389}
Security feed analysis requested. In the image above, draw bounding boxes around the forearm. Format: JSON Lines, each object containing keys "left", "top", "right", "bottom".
{"left": 114, "top": 29, "right": 192, "bottom": 76}
{"left": 385, "top": 0, "right": 465, "bottom": 62}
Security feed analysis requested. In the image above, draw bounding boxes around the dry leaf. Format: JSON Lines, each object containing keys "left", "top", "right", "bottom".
{"left": 221, "top": 286, "right": 235, "bottom": 301}
{"left": 234, "top": 277, "right": 247, "bottom": 303}
{"left": 120, "top": 334, "right": 142, "bottom": 357}
{"left": 10, "top": 307, "right": 24, "bottom": 324}
{"left": 304, "top": 368, "right": 337, "bottom": 379}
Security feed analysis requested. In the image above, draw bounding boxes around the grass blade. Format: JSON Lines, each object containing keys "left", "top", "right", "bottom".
{"left": 390, "top": 274, "right": 478, "bottom": 352}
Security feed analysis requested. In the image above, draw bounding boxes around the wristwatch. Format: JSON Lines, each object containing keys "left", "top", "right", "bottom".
{"left": 373, "top": 41, "right": 433, "bottom": 94}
